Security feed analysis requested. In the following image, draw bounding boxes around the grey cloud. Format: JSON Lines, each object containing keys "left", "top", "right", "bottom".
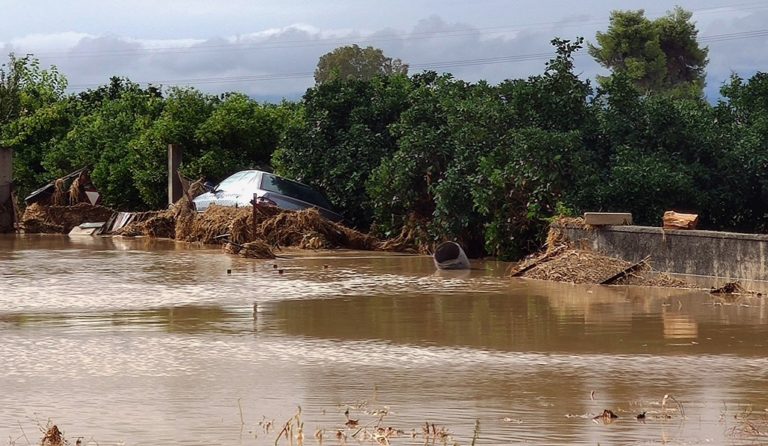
{"left": 7, "top": 7, "right": 765, "bottom": 102}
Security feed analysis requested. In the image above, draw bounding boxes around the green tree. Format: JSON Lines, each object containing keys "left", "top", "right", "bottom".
{"left": 314, "top": 44, "right": 408, "bottom": 84}
{"left": 275, "top": 74, "right": 412, "bottom": 227}
{"left": 43, "top": 79, "right": 164, "bottom": 209}
{"left": 1, "top": 54, "right": 69, "bottom": 198}
{"left": 588, "top": 7, "right": 708, "bottom": 97}
{"left": 131, "top": 87, "right": 219, "bottom": 208}
{"left": 714, "top": 73, "right": 768, "bottom": 231}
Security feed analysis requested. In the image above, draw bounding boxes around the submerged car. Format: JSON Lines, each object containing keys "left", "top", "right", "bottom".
{"left": 192, "top": 170, "right": 343, "bottom": 222}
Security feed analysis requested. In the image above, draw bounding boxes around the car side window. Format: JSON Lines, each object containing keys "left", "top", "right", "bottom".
{"left": 260, "top": 174, "right": 333, "bottom": 209}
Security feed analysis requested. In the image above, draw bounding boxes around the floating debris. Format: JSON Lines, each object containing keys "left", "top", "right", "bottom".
{"left": 238, "top": 240, "right": 275, "bottom": 259}
{"left": 502, "top": 417, "right": 523, "bottom": 424}
{"left": 711, "top": 281, "right": 747, "bottom": 295}
{"left": 593, "top": 409, "right": 619, "bottom": 424}
{"left": 344, "top": 409, "right": 359, "bottom": 428}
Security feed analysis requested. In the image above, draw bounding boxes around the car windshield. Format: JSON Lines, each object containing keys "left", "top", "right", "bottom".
{"left": 260, "top": 174, "right": 333, "bottom": 209}
{"left": 216, "top": 171, "right": 260, "bottom": 191}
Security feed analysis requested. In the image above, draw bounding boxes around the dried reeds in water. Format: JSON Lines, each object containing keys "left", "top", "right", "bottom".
{"left": 22, "top": 202, "right": 115, "bottom": 234}
{"left": 257, "top": 208, "right": 377, "bottom": 250}
{"left": 523, "top": 249, "right": 631, "bottom": 284}
{"left": 516, "top": 247, "right": 692, "bottom": 288}
{"left": 141, "top": 213, "right": 176, "bottom": 238}
{"left": 179, "top": 205, "right": 248, "bottom": 243}
{"left": 239, "top": 240, "right": 275, "bottom": 259}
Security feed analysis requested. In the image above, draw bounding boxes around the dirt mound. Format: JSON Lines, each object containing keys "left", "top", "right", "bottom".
{"left": 22, "top": 202, "right": 115, "bottom": 234}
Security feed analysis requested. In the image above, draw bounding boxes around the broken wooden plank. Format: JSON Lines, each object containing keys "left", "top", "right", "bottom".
{"left": 600, "top": 256, "right": 651, "bottom": 285}
{"left": 663, "top": 211, "right": 698, "bottom": 230}
{"left": 584, "top": 212, "right": 633, "bottom": 226}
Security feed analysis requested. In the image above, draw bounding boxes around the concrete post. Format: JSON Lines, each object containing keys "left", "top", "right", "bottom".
{"left": 168, "top": 144, "right": 182, "bottom": 206}
{"left": 0, "top": 148, "right": 13, "bottom": 233}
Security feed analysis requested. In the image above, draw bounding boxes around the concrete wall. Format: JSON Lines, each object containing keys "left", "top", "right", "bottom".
{"left": 558, "top": 224, "right": 768, "bottom": 291}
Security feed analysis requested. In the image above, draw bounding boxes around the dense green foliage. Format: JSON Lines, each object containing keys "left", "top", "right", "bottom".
{"left": 1, "top": 71, "right": 290, "bottom": 210}
{"left": 3, "top": 9, "right": 768, "bottom": 260}
{"left": 274, "top": 75, "right": 411, "bottom": 227}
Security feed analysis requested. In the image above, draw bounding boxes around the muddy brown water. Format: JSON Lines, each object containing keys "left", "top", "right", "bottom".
{"left": 1, "top": 234, "right": 767, "bottom": 445}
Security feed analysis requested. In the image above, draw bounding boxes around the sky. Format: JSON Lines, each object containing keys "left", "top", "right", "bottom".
{"left": 1, "top": 0, "right": 767, "bottom": 101}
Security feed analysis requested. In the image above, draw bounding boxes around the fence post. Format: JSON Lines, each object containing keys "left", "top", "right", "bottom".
{"left": 0, "top": 148, "right": 13, "bottom": 233}
{"left": 168, "top": 144, "right": 182, "bottom": 206}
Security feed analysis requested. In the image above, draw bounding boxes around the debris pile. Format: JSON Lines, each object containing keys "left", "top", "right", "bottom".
{"left": 22, "top": 202, "right": 114, "bottom": 234}
{"left": 20, "top": 173, "right": 380, "bottom": 255}
{"left": 514, "top": 248, "right": 631, "bottom": 284}
{"left": 258, "top": 208, "right": 377, "bottom": 250}
{"left": 113, "top": 211, "right": 168, "bottom": 237}
{"left": 511, "top": 246, "right": 690, "bottom": 288}
{"left": 510, "top": 218, "right": 692, "bottom": 287}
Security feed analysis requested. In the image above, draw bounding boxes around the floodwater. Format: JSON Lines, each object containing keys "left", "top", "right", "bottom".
{"left": 1, "top": 234, "right": 767, "bottom": 446}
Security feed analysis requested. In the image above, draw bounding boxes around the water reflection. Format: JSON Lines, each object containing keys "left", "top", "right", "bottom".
{"left": 269, "top": 285, "right": 768, "bottom": 355}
